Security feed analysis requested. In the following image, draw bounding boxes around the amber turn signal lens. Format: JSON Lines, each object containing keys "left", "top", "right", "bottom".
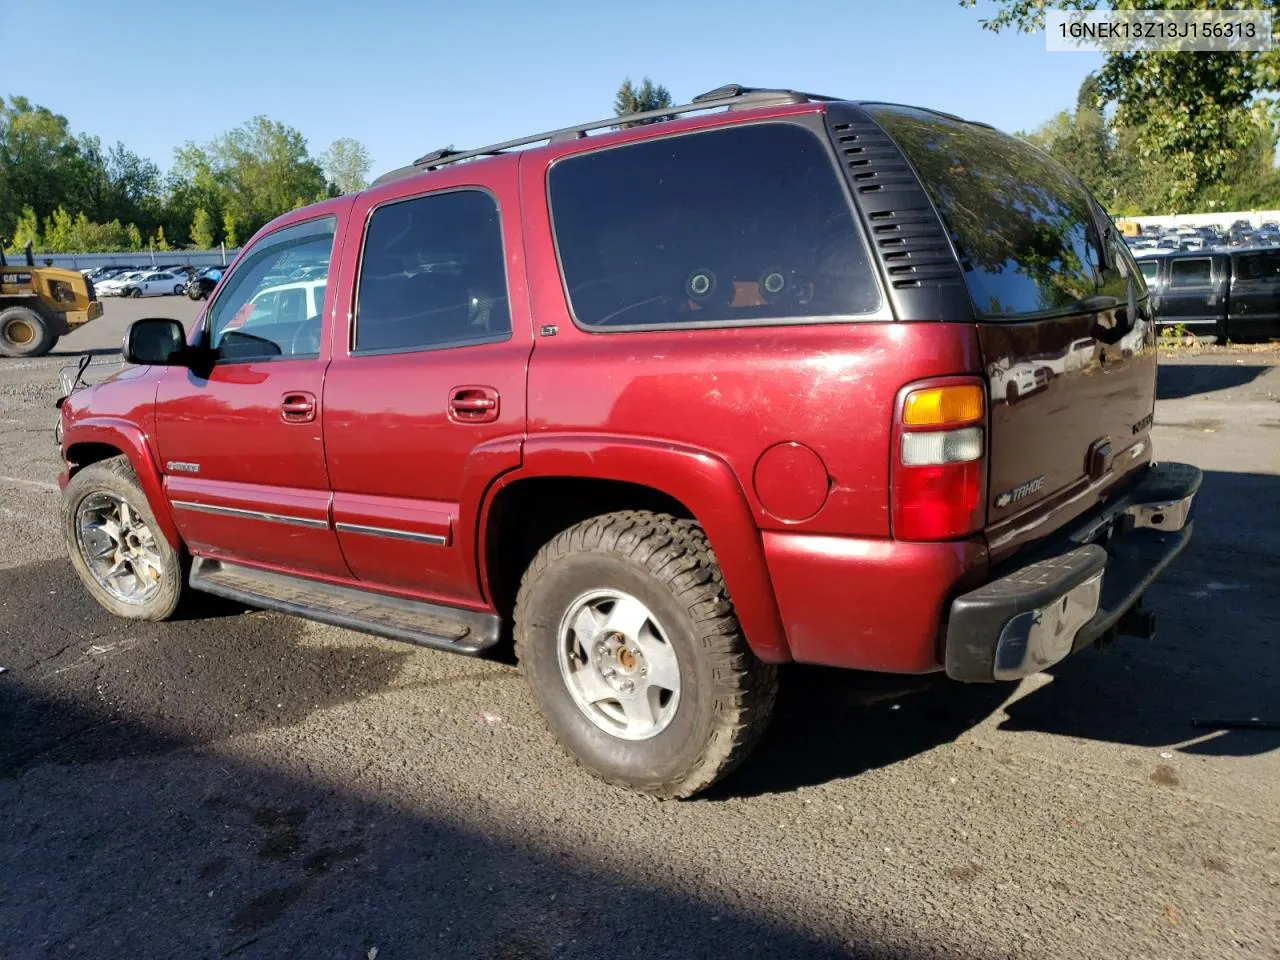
{"left": 902, "top": 384, "right": 984, "bottom": 427}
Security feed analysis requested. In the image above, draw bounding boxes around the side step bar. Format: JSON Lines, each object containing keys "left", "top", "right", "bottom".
{"left": 190, "top": 558, "right": 501, "bottom": 655}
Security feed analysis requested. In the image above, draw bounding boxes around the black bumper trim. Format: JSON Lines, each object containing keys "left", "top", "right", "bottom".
{"left": 945, "top": 461, "right": 1202, "bottom": 683}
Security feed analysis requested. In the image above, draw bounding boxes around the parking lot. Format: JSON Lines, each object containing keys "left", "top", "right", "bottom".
{"left": 1, "top": 298, "right": 1277, "bottom": 959}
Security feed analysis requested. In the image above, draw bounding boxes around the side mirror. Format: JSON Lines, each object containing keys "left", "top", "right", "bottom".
{"left": 122, "top": 318, "right": 188, "bottom": 366}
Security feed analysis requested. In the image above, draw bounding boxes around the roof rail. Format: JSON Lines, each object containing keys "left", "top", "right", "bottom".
{"left": 371, "top": 84, "right": 841, "bottom": 187}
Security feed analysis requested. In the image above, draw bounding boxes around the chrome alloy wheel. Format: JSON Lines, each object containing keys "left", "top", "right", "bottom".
{"left": 73, "top": 491, "right": 164, "bottom": 604}
{"left": 557, "top": 589, "right": 681, "bottom": 741}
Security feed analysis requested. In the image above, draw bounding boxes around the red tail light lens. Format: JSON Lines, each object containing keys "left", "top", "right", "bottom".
{"left": 891, "top": 379, "right": 987, "bottom": 541}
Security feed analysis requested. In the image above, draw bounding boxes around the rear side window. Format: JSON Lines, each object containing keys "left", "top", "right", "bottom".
{"left": 1138, "top": 260, "right": 1161, "bottom": 284}
{"left": 865, "top": 105, "right": 1107, "bottom": 318}
{"left": 1170, "top": 258, "right": 1212, "bottom": 287}
{"left": 355, "top": 189, "right": 511, "bottom": 354}
{"left": 549, "top": 123, "right": 881, "bottom": 330}
{"left": 1234, "top": 251, "right": 1280, "bottom": 280}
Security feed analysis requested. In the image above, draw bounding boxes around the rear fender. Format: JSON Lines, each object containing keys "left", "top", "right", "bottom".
{"left": 62, "top": 418, "right": 181, "bottom": 550}
{"left": 487, "top": 435, "right": 791, "bottom": 662}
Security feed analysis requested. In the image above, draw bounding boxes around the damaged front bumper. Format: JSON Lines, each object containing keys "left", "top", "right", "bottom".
{"left": 945, "top": 461, "right": 1202, "bottom": 682}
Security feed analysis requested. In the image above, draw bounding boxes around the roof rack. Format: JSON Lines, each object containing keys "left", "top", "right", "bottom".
{"left": 371, "top": 84, "right": 841, "bottom": 187}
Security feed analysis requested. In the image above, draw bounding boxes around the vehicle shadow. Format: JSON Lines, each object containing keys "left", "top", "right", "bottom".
{"left": 713, "top": 468, "right": 1278, "bottom": 799}
{"left": 1156, "top": 361, "right": 1272, "bottom": 399}
{"left": 0, "top": 571, "right": 970, "bottom": 959}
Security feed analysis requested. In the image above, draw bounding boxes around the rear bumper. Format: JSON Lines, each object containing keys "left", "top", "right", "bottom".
{"left": 944, "top": 461, "right": 1201, "bottom": 682}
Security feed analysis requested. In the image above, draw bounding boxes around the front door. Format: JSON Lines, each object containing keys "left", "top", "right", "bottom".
{"left": 154, "top": 209, "right": 352, "bottom": 577}
{"left": 1156, "top": 255, "right": 1221, "bottom": 333}
{"left": 321, "top": 164, "right": 531, "bottom": 606}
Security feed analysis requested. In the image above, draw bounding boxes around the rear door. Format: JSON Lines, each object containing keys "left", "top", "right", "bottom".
{"left": 320, "top": 159, "right": 531, "bottom": 607}
{"left": 864, "top": 106, "right": 1157, "bottom": 558}
{"left": 1227, "top": 249, "right": 1280, "bottom": 339}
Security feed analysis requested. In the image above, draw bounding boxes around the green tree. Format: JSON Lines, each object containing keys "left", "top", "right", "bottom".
{"left": 190, "top": 206, "right": 215, "bottom": 248}
{"left": 155, "top": 225, "right": 170, "bottom": 251}
{"left": 174, "top": 116, "right": 326, "bottom": 239}
{"left": 7, "top": 205, "right": 40, "bottom": 251}
{"left": 126, "top": 223, "right": 143, "bottom": 251}
{"left": 319, "top": 137, "right": 372, "bottom": 194}
{"left": 614, "top": 77, "right": 674, "bottom": 127}
{"left": 223, "top": 211, "right": 239, "bottom": 248}
{"left": 43, "top": 206, "right": 74, "bottom": 252}
{"left": 962, "top": 0, "right": 1280, "bottom": 208}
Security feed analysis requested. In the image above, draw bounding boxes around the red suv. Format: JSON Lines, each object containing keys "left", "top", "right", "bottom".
{"left": 58, "top": 86, "right": 1200, "bottom": 798}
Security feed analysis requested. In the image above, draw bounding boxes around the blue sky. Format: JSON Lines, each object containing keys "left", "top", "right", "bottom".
{"left": 15, "top": 0, "right": 1102, "bottom": 179}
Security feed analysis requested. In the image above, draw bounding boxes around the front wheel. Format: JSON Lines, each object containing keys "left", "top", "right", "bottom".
{"left": 0, "top": 305, "right": 57, "bottom": 358}
{"left": 515, "top": 511, "right": 777, "bottom": 799}
{"left": 62, "top": 456, "right": 186, "bottom": 620}
{"left": 128, "top": 287, "right": 142, "bottom": 298}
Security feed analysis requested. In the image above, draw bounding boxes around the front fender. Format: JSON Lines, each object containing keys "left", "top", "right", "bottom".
{"left": 489, "top": 435, "right": 791, "bottom": 663}
{"left": 61, "top": 417, "right": 181, "bottom": 550}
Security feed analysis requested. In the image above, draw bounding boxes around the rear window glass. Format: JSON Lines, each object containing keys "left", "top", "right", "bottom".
{"left": 1234, "top": 251, "right": 1280, "bottom": 280}
{"left": 548, "top": 123, "right": 881, "bottom": 330}
{"left": 865, "top": 105, "right": 1107, "bottom": 318}
{"left": 1170, "top": 258, "right": 1212, "bottom": 287}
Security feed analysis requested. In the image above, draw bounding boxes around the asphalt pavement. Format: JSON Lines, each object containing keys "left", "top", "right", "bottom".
{"left": 0, "top": 298, "right": 1277, "bottom": 959}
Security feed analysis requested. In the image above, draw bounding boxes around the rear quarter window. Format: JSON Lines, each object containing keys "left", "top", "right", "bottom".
{"left": 865, "top": 105, "right": 1109, "bottom": 319}
{"left": 548, "top": 122, "right": 882, "bottom": 330}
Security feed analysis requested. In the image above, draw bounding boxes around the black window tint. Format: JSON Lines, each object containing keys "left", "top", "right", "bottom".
{"left": 1235, "top": 251, "right": 1280, "bottom": 280}
{"left": 1170, "top": 258, "right": 1212, "bottom": 287}
{"left": 549, "top": 123, "right": 880, "bottom": 329}
{"left": 355, "top": 190, "right": 510, "bottom": 353}
{"left": 866, "top": 106, "right": 1106, "bottom": 318}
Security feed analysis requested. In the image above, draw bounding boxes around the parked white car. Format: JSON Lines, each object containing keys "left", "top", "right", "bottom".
{"left": 96, "top": 271, "right": 151, "bottom": 296}
{"left": 988, "top": 358, "right": 1050, "bottom": 405}
{"left": 116, "top": 272, "right": 188, "bottom": 298}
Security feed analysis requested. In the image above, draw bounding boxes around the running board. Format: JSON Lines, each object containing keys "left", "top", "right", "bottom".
{"left": 189, "top": 558, "right": 500, "bottom": 654}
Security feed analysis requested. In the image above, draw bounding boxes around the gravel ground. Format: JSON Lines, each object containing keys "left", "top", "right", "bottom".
{"left": 0, "top": 299, "right": 1277, "bottom": 959}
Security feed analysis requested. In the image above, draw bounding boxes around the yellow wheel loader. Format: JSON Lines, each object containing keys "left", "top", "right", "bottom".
{"left": 0, "top": 242, "right": 104, "bottom": 358}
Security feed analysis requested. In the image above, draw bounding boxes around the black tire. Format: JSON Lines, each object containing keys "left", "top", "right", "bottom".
{"left": 514, "top": 511, "right": 778, "bottom": 799}
{"left": 1005, "top": 381, "right": 1019, "bottom": 405}
{"left": 0, "top": 305, "right": 57, "bottom": 358}
{"left": 128, "top": 287, "right": 142, "bottom": 298}
{"left": 173, "top": 284, "right": 183, "bottom": 295}
{"left": 62, "top": 456, "right": 187, "bottom": 621}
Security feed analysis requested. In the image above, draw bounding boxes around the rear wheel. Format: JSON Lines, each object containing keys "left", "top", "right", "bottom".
{"left": 62, "top": 456, "right": 186, "bottom": 621}
{"left": 172, "top": 284, "right": 184, "bottom": 295}
{"left": 515, "top": 511, "right": 777, "bottom": 799}
{"left": 0, "top": 305, "right": 57, "bottom": 358}
{"left": 1005, "top": 381, "right": 1019, "bottom": 405}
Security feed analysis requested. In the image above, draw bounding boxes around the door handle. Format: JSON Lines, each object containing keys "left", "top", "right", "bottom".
{"left": 281, "top": 391, "right": 317, "bottom": 423}
{"left": 449, "top": 386, "right": 500, "bottom": 424}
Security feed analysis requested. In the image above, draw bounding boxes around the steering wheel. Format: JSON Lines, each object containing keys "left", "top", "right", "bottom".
{"left": 288, "top": 320, "right": 322, "bottom": 356}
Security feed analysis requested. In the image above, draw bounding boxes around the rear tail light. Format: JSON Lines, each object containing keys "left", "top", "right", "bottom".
{"left": 892, "top": 378, "right": 987, "bottom": 541}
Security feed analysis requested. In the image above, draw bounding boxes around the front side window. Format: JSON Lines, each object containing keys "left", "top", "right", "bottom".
{"left": 549, "top": 123, "right": 881, "bottom": 330}
{"left": 1138, "top": 260, "right": 1160, "bottom": 284}
{"left": 354, "top": 189, "right": 511, "bottom": 354}
{"left": 206, "top": 216, "right": 336, "bottom": 362}
{"left": 1169, "top": 258, "right": 1212, "bottom": 288}
{"left": 866, "top": 105, "right": 1107, "bottom": 318}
